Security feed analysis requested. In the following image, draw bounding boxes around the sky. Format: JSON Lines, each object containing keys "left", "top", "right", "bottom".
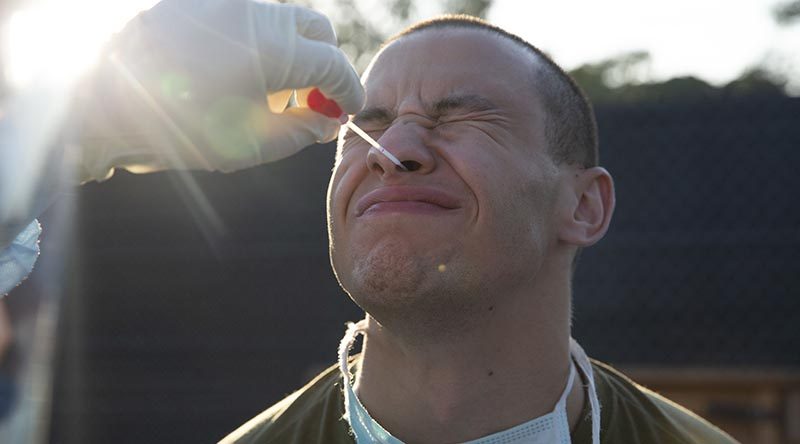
{"left": 2, "top": 0, "right": 798, "bottom": 92}
{"left": 487, "top": 0, "right": 800, "bottom": 90}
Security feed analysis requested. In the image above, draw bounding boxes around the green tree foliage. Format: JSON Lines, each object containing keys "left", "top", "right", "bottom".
{"left": 724, "top": 68, "right": 788, "bottom": 97}
{"left": 774, "top": 0, "right": 800, "bottom": 24}
{"left": 570, "top": 52, "right": 788, "bottom": 105}
{"left": 325, "top": 0, "right": 388, "bottom": 71}
{"left": 444, "top": 0, "right": 492, "bottom": 17}
{"left": 295, "top": 0, "right": 492, "bottom": 72}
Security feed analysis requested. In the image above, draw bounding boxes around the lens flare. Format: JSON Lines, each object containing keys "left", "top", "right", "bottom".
{"left": 3, "top": 0, "right": 158, "bottom": 89}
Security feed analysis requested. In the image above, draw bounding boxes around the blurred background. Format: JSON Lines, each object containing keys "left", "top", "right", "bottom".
{"left": 0, "top": 0, "right": 798, "bottom": 443}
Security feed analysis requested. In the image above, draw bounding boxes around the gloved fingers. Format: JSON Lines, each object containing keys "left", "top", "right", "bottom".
{"left": 267, "top": 89, "right": 294, "bottom": 114}
{"left": 282, "top": 39, "right": 365, "bottom": 115}
{"left": 288, "top": 4, "right": 338, "bottom": 46}
{"left": 294, "top": 87, "right": 313, "bottom": 109}
{"left": 277, "top": 106, "right": 341, "bottom": 143}
{"left": 259, "top": 107, "right": 340, "bottom": 162}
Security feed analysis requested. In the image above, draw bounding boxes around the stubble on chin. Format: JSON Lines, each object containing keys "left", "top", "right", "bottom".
{"left": 350, "top": 237, "right": 426, "bottom": 298}
{"left": 342, "top": 238, "right": 484, "bottom": 341}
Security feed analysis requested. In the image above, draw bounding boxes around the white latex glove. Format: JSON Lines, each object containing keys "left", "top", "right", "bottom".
{"left": 76, "top": 0, "right": 364, "bottom": 182}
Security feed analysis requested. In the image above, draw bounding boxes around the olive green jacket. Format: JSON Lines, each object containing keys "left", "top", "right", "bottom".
{"left": 221, "top": 359, "right": 738, "bottom": 444}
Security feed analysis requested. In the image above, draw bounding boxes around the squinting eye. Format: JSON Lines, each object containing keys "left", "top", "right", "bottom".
{"left": 434, "top": 119, "right": 464, "bottom": 127}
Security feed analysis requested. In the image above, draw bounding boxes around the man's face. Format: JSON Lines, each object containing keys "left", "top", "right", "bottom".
{"left": 327, "top": 28, "right": 568, "bottom": 324}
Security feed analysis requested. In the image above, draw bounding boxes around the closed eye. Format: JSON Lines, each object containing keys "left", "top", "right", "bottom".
{"left": 428, "top": 94, "right": 511, "bottom": 127}
{"left": 436, "top": 111, "right": 512, "bottom": 131}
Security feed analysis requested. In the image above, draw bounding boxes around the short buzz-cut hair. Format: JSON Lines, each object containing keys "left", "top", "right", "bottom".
{"left": 385, "top": 15, "right": 599, "bottom": 168}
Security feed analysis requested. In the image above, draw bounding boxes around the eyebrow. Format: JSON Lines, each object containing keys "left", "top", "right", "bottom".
{"left": 352, "top": 107, "right": 395, "bottom": 126}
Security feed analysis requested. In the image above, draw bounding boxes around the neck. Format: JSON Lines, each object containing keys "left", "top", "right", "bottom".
{"left": 353, "top": 278, "right": 585, "bottom": 444}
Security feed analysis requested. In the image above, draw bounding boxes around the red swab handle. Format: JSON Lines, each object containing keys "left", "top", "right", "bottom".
{"left": 308, "top": 88, "right": 347, "bottom": 123}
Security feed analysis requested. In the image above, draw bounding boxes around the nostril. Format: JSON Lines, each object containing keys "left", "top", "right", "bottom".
{"left": 400, "top": 160, "right": 421, "bottom": 171}
{"left": 371, "top": 162, "right": 385, "bottom": 174}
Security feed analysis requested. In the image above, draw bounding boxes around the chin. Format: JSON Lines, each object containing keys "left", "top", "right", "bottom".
{"left": 334, "top": 237, "right": 438, "bottom": 323}
{"left": 347, "top": 237, "right": 427, "bottom": 297}
{"left": 336, "top": 239, "right": 485, "bottom": 339}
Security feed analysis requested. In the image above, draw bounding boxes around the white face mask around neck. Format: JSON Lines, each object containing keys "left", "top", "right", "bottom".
{"left": 337, "top": 320, "right": 601, "bottom": 444}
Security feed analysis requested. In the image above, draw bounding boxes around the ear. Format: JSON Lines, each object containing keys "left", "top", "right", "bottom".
{"left": 558, "top": 167, "right": 615, "bottom": 247}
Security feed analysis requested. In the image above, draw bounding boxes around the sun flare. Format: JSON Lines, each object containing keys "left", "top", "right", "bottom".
{"left": 2, "top": 0, "right": 158, "bottom": 89}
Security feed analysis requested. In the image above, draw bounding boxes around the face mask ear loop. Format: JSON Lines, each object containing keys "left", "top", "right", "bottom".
{"left": 338, "top": 319, "right": 369, "bottom": 417}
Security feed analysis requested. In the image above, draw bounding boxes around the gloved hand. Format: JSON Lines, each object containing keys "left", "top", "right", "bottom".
{"left": 75, "top": 0, "right": 364, "bottom": 182}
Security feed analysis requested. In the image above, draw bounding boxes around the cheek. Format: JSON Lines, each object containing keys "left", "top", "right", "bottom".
{"left": 328, "top": 152, "right": 368, "bottom": 221}
{"left": 442, "top": 142, "right": 554, "bottom": 257}
{"left": 327, "top": 160, "right": 361, "bottom": 274}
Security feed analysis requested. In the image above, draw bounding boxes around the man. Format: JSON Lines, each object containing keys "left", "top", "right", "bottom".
{"left": 222, "top": 16, "right": 738, "bottom": 444}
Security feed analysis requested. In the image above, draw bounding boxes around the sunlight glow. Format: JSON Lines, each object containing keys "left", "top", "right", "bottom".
{"left": 3, "top": 0, "right": 158, "bottom": 89}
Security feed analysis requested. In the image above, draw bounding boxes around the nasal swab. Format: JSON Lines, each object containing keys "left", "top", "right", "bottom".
{"left": 307, "top": 88, "right": 408, "bottom": 171}
{"left": 342, "top": 120, "right": 406, "bottom": 170}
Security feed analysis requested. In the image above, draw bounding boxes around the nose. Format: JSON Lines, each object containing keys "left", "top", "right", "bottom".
{"left": 366, "top": 122, "right": 435, "bottom": 178}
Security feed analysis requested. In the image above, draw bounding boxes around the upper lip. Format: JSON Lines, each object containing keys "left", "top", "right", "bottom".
{"left": 355, "top": 186, "right": 462, "bottom": 216}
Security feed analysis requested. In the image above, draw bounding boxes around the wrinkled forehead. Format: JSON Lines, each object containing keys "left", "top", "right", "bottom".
{"left": 361, "top": 27, "right": 543, "bottom": 114}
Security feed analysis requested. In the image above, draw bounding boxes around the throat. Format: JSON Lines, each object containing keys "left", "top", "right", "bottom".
{"left": 350, "top": 360, "right": 586, "bottom": 444}
{"left": 350, "top": 324, "right": 577, "bottom": 443}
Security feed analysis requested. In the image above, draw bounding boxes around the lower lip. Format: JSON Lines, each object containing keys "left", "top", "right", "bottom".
{"left": 361, "top": 201, "right": 455, "bottom": 216}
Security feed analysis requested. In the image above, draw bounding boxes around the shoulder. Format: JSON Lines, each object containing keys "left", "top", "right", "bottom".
{"left": 590, "top": 360, "right": 739, "bottom": 444}
{"left": 219, "top": 363, "right": 353, "bottom": 444}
